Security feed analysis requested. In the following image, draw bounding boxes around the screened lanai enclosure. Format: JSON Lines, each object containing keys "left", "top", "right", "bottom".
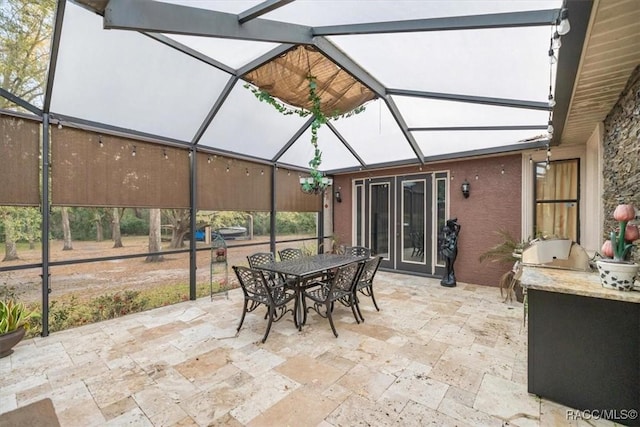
{"left": 0, "top": 0, "right": 591, "bottom": 336}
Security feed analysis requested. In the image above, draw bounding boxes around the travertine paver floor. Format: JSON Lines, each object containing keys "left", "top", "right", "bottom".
{"left": 0, "top": 272, "right": 619, "bottom": 426}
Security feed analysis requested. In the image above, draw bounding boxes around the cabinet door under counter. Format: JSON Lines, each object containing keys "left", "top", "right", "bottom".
{"left": 522, "top": 266, "right": 640, "bottom": 426}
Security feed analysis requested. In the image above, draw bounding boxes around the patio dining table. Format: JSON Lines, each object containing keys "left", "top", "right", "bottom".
{"left": 258, "top": 253, "right": 367, "bottom": 329}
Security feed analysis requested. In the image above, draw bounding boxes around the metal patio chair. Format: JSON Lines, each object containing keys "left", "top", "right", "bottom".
{"left": 247, "top": 252, "right": 283, "bottom": 286}
{"left": 278, "top": 247, "right": 304, "bottom": 262}
{"left": 344, "top": 246, "right": 372, "bottom": 258}
{"left": 352, "top": 256, "right": 383, "bottom": 321}
{"left": 303, "top": 261, "right": 363, "bottom": 337}
{"left": 232, "top": 265, "right": 296, "bottom": 343}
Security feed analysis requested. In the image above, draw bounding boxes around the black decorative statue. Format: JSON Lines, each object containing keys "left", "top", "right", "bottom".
{"left": 440, "top": 217, "right": 461, "bottom": 287}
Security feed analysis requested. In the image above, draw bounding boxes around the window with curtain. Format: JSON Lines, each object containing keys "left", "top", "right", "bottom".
{"left": 534, "top": 159, "right": 579, "bottom": 242}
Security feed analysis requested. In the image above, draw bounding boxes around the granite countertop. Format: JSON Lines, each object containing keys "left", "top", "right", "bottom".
{"left": 521, "top": 265, "right": 640, "bottom": 304}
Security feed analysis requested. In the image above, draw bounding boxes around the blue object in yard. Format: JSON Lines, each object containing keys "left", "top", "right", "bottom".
{"left": 194, "top": 229, "right": 224, "bottom": 242}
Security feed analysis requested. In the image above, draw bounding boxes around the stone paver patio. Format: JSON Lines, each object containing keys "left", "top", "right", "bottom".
{"left": 0, "top": 272, "right": 617, "bottom": 426}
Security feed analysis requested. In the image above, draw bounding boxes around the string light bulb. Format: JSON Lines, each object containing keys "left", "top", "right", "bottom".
{"left": 163, "top": 149, "right": 168, "bottom": 160}
{"left": 57, "top": 123, "right": 62, "bottom": 129}
{"left": 98, "top": 135, "right": 103, "bottom": 148}
{"left": 547, "top": 120, "right": 554, "bottom": 135}
{"left": 552, "top": 31, "right": 562, "bottom": 49}
{"left": 529, "top": 155, "right": 533, "bottom": 164}
{"left": 557, "top": 9, "right": 570, "bottom": 36}
{"left": 207, "top": 156, "right": 212, "bottom": 164}
{"left": 131, "top": 145, "right": 137, "bottom": 157}
{"left": 548, "top": 94, "right": 556, "bottom": 108}
{"left": 501, "top": 165, "right": 505, "bottom": 175}
{"left": 261, "top": 169, "right": 264, "bottom": 176}
{"left": 226, "top": 165, "right": 230, "bottom": 173}
{"left": 548, "top": 48, "right": 557, "bottom": 65}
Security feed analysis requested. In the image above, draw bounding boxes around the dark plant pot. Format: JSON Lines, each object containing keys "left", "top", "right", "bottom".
{"left": 0, "top": 326, "right": 26, "bottom": 358}
{"left": 514, "top": 281, "right": 524, "bottom": 303}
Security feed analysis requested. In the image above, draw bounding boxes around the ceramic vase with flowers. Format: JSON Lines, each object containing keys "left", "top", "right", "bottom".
{"left": 597, "top": 204, "right": 639, "bottom": 291}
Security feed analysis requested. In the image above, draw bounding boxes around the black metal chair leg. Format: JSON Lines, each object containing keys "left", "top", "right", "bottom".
{"left": 237, "top": 300, "right": 248, "bottom": 333}
{"left": 369, "top": 286, "right": 380, "bottom": 311}
{"left": 326, "top": 303, "right": 339, "bottom": 337}
{"left": 355, "top": 300, "right": 365, "bottom": 322}
{"left": 349, "top": 296, "right": 361, "bottom": 324}
{"left": 262, "top": 308, "right": 274, "bottom": 343}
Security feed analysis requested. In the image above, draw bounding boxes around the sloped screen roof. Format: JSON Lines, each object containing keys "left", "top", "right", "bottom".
{"left": 4, "top": 0, "right": 575, "bottom": 174}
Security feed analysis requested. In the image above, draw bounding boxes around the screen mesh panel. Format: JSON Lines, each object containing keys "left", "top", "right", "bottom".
{"left": 196, "top": 153, "right": 271, "bottom": 211}
{"left": 51, "top": 127, "right": 190, "bottom": 208}
{"left": 275, "top": 167, "right": 321, "bottom": 212}
{"left": 0, "top": 114, "right": 40, "bottom": 206}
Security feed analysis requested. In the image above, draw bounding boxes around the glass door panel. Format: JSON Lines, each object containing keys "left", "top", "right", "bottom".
{"left": 365, "top": 178, "right": 394, "bottom": 269}
{"left": 396, "top": 175, "right": 432, "bottom": 273}
{"left": 401, "top": 179, "right": 426, "bottom": 263}
{"left": 370, "top": 182, "right": 390, "bottom": 258}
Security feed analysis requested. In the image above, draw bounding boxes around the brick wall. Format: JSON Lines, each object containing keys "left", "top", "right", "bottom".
{"left": 333, "top": 154, "right": 522, "bottom": 286}
{"left": 602, "top": 65, "right": 640, "bottom": 264}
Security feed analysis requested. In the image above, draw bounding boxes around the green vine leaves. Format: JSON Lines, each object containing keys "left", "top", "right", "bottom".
{"left": 244, "top": 76, "right": 366, "bottom": 192}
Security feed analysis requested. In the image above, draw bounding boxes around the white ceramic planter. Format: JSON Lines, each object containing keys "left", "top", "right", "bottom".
{"left": 596, "top": 260, "right": 639, "bottom": 291}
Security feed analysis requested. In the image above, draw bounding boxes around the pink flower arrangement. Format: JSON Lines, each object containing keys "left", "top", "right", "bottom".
{"left": 601, "top": 204, "right": 639, "bottom": 262}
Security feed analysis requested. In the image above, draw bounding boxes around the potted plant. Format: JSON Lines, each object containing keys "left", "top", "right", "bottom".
{"left": 0, "top": 299, "right": 38, "bottom": 358}
{"left": 478, "top": 229, "right": 528, "bottom": 302}
{"left": 597, "top": 204, "right": 639, "bottom": 291}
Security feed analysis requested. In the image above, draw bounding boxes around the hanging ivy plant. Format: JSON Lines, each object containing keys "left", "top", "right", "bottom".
{"left": 244, "top": 76, "right": 366, "bottom": 193}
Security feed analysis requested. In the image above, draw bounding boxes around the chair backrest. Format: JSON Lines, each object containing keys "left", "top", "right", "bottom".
{"left": 359, "top": 256, "right": 382, "bottom": 284}
{"left": 330, "top": 262, "right": 362, "bottom": 294}
{"left": 344, "top": 246, "right": 371, "bottom": 258}
{"left": 247, "top": 252, "right": 275, "bottom": 268}
{"left": 278, "top": 248, "right": 303, "bottom": 262}
{"left": 233, "top": 265, "right": 271, "bottom": 301}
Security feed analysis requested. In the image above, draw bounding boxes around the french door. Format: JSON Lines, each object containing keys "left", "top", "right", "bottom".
{"left": 354, "top": 172, "right": 448, "bottom": 275}
{"left": 396, "top": 174, "right": 432, "bottom": 273}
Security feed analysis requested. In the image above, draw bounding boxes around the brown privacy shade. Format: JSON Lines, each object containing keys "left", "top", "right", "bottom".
{"left": 0, "top": 114, "right": 40, "bottom": 206}
{"left": 276, "top": 168, "right": 321, "bottom": 212}
{"left": 244, "top": 45, "right": 376, "bottom": 117}
{"left": 51, "top": 127, "right": 190, "bottom": 208}
{"left": 196, "top": 153, "right": 271, "bottom": 211}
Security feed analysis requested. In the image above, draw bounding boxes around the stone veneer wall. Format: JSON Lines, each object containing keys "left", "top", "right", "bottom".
{"left": 602, "top": 65, "right": 640, "bottom": 264}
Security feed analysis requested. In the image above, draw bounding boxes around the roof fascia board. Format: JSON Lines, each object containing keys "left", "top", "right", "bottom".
{"left": 387, "top": 89, "right": 550, "bottom": 111}
{"left": 143, "top": 33, "right": 237, "bottom": 75}
{"left": 313, "top": 9, "right": 560, "bottom": 36}
{"left": 192, "top": 76, "right": 238, "bottom": 145}
{"left": 552, "top": 0, "right": 594, "bottom": 145}
{"left": 409, "top": 125, "right": 547, "bottom": 131}
{"left": 104, "top": 0, "right": 313, "bottom": 44}
{"left": 238, "top": 0, "right": 295, "bottom": 24}
{"left": 0, "top": 88, "right": 43, "bottom": 116}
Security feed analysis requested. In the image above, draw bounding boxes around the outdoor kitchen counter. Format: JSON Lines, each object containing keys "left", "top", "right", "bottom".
{"left": 521, "top": 265, "right": 640, "bottom": 303}
{"left": 522, "top": 265, "right": 640, "bottom": 426}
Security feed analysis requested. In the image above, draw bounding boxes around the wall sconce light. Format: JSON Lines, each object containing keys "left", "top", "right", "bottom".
{"left": 335, "top": 187, "right": 342, "bottom": 203}
{"left": 461, "top": 179, "right": 470, "bottom": 198}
